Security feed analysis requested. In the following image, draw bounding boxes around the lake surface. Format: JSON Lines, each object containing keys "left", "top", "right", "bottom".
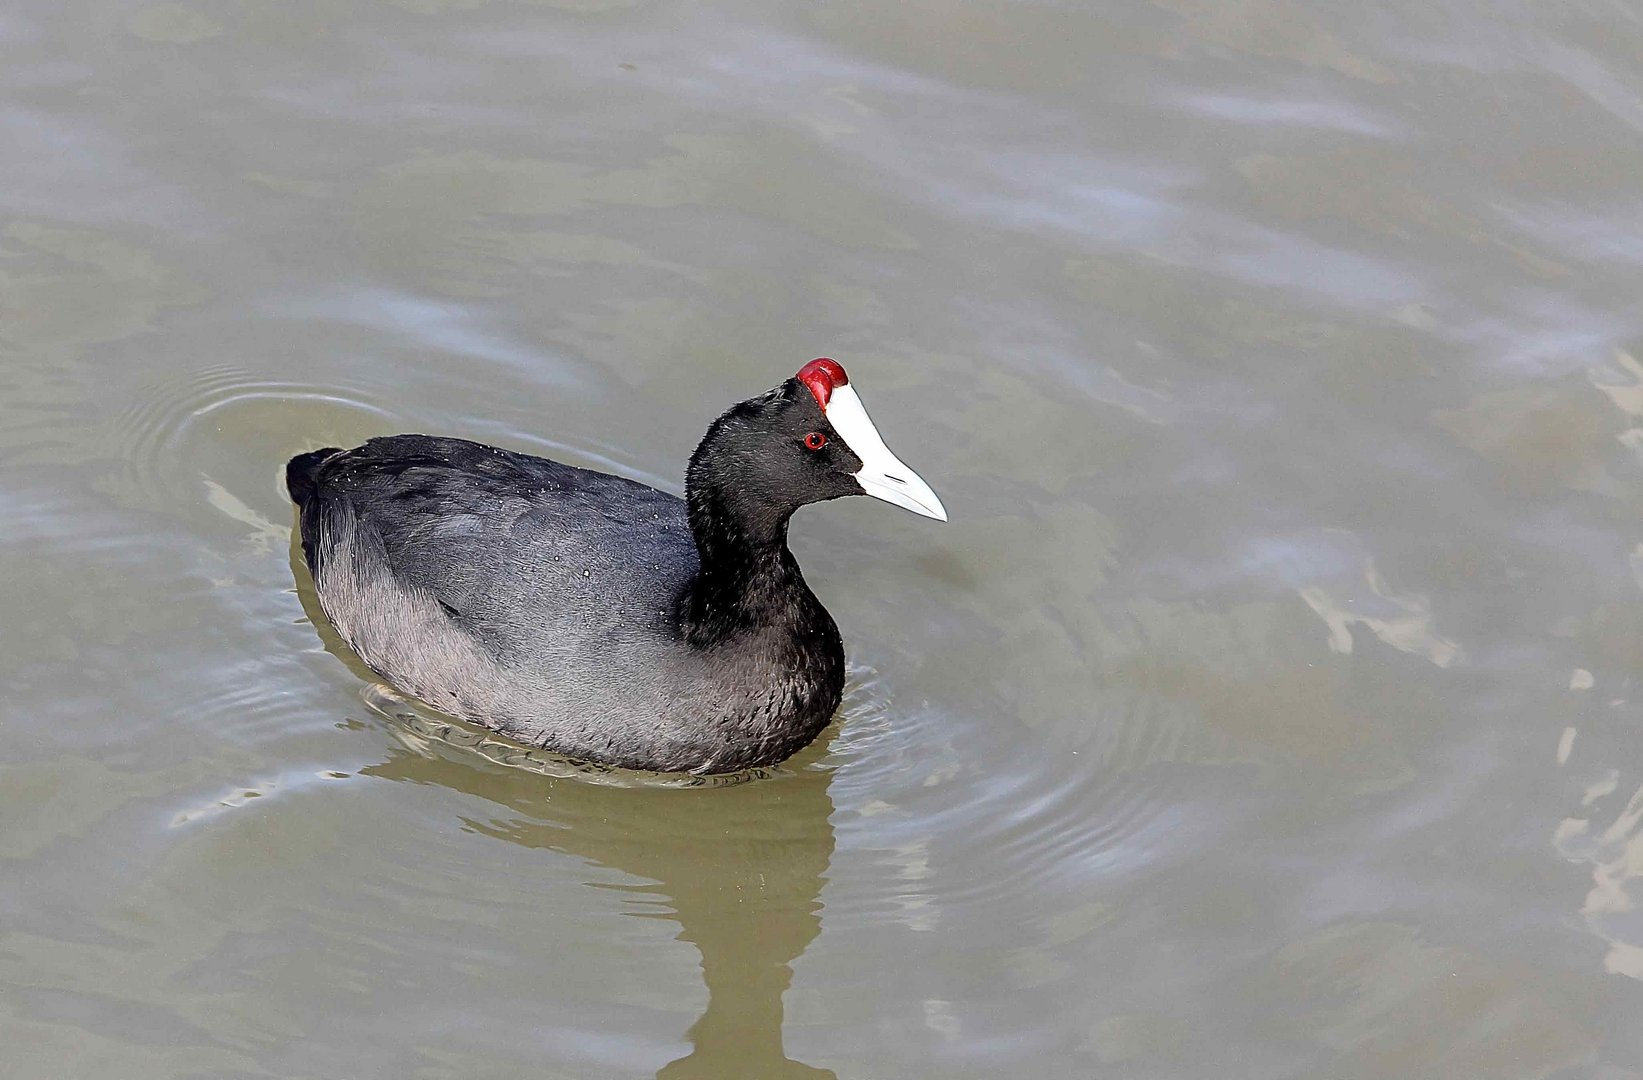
{"left": 6, "top": 1, "right": 1643, "bottom": 1076}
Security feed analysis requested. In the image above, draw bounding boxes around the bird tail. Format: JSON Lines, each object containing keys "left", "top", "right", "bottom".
{"left": 285, "top": 447, "right": 343, "bottom": 505}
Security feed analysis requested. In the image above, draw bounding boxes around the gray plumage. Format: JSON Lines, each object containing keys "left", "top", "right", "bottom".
{"left": 287, "top": 376, "right": 871, "bottom": 774}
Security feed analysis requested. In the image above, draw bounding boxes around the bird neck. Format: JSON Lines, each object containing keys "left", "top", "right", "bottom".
{"left": 682, "top": 481, "right": 815, "bottom": 646}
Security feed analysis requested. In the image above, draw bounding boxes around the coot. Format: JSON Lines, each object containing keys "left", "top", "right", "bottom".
{"left": 287, "top": 359, "right": 945, "bottom": 774}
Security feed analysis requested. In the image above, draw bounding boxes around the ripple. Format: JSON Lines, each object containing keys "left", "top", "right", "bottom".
{"left": 1555, "top": 770, "right": 1643, "bottom": 979}
{"left": 822, "top": 665, "right": 1230, "bottom": 929}
{"left": 168, "top": 767, "right": 355, "bottom": 828}
{"left": 106, "top": 365, "right": 396, "bottom": 513}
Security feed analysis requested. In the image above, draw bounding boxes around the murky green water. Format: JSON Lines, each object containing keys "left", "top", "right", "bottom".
{"left": 7, "top": 1, "right": 1643, "bottom": 1076}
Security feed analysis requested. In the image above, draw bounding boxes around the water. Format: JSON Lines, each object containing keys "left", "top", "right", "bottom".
{"left": 6, "top": 1, "right": 1643, "bottom": 1076}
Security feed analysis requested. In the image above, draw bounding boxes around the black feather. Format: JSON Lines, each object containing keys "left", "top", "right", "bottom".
{"left": 285, "top": 377, "right": 866, "bottom": 774}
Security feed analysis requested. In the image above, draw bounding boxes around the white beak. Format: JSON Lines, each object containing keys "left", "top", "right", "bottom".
{"left": 825, "top": 383, "right": 948, "bottom": 521}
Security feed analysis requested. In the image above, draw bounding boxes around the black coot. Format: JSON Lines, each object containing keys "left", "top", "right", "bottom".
{"left": 287, "top": 359, "right": 946, "bottom": 774}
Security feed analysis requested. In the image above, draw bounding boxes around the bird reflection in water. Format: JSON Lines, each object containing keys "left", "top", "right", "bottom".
{"left": 358, "top": 722, "right": 839, "bottom": 1080}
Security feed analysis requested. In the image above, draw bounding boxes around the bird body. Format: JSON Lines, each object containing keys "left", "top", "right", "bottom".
{"left": 288, "top": 361, "right": 944, "bottom": 774}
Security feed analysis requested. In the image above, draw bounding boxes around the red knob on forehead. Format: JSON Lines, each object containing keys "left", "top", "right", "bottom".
{"left": 797, "top": 357, "right": 849, "bottom": 409}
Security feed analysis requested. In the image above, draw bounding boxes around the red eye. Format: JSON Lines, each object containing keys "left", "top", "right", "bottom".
{"left": 803, "top": 431, "right": 827, "bottom": 451}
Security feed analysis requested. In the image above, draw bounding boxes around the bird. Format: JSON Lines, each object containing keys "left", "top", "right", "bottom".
{"left": 286, "top": 358, "right": 946, "bottom": 775}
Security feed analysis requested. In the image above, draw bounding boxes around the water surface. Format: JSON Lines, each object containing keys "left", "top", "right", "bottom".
{"left": 6, "top": 1, "right": 1643, "bottom": 1077}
